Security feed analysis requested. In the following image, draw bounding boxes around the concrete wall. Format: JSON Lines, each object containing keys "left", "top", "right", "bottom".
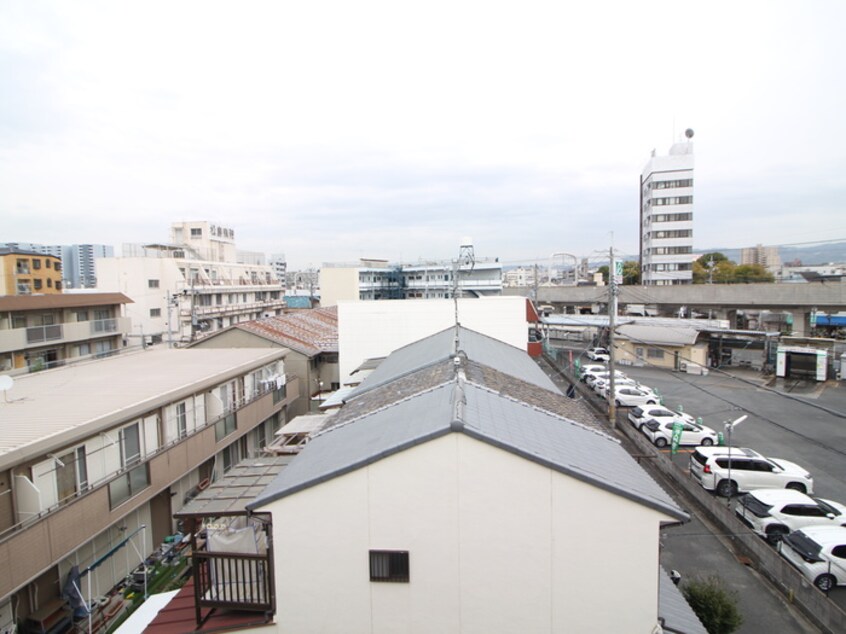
{"left": 266, "top": 434, "right": 668, "bottom": 634}
{"left": 320, "top": 268, "right": 361, "bottom": 307}
{"left": 337, "top": 297, "right": 530, "bottom": 383}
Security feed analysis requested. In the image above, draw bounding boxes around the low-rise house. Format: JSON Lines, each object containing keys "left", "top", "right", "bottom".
{"left": 0, "top": 348, "right": 298, "bottom": 631}
{"left": 0, "top": 292, "right": 132, "bottom": 373}
{"left": 234, "top": 326, "right": 688, "bottom": 632}
{"left": 189, "top": 307, "right": 339, "bottom": 417}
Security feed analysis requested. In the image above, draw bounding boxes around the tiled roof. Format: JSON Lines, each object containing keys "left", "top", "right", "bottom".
{"left": 349, "top": 325, "right": 559, "bottom": 396}
{"left": 249, "top": 370, "right": 686, "bottom": 521}
{"left": 236, "top": 306, "right": 338, "bottom": 357}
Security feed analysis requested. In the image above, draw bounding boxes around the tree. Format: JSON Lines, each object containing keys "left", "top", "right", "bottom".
{"left": 681, "top": 576, "right": 743, "bottom": 634}
{"left": 597, "top": 265, "right": 609, "bottom": 283}
{"left": 733, "top": 264, "right": 774, "bottom": 283}
{"left": 696, "top": 252, "right": 730, "bottom": 267}
{"left": 622, "top": 260, "right": 640, "bottom": 285}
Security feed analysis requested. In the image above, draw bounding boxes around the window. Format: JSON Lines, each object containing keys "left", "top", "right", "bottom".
{"left": 120, "top": 423, "right": 142, "bottom": 467}
{"left": 47, "top": 279, "right": 52, "bottom": 288}
{"left": 647, "top": 348, "right": 664, "bottom": 359}
{"left": 832, "top": 545, "right": 846, "bottom": 559}
{"left": 215, "top": 413, "right": 237, "bottom": 441}
{"left": 148, "top": 279, "right": 160, "bottom": 288}
{"left": 150, "top": 308, "right": 161, "bottom": 318}
{"left": 109, "top": 464, "right": 150, "bottom": 508}
{"left": 32, "top": 259, "right": 42, "bottom": 270}
{"left": 176, "top": 402, "right": 187, "bottom": 439}
{"left": 77, "top": 343, "right": 90, "bottom": 356}
{"left": 191, "top": 228, "right": 202, "bottom": 237}
{"left": 46, "top": 259, "right": 52, "bottom": 268}
{"left": 76, "top": 446, "right": 88, "bottom": 491}
{"left": 76, "top": 310, "right": 89, "bottom": 322}
{"left": 34, "top": 279, "right": 42, "bottom": 290}
{"left": 370, "top": 550, "right": 409, "bottom": 582}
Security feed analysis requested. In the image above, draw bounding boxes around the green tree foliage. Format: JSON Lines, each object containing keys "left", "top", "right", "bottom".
{"left": 597, "top": 261, "right": 639, "bottom": 284}
{"left": 681, "top": 576, "right": 743, "bottom": 634}
{"left": 622, "top": 260, "right": 640, "bottom": 285}
{"left": 692, "top": 252, "right": 774, "bottom": 284}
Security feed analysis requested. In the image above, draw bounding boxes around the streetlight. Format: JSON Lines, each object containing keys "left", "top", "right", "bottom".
{"left": 724, "top": 414, "right": 748, "bottom": 501}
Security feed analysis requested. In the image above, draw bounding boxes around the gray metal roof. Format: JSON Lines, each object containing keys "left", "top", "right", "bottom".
{"left": 616, "top": 324, "right": 702, "bottom": 347}
{"left": 0, "top": 348, "right": 286, "bottom": 470}
{"left": 176, "top": 457, "right": 293, "bottom": 518}
{"left": 349, "top": 325, "right": 559, "bottom": 396}
{"left": 658, "top": 567, "right": 708, "bottom": 634}
{"left": 248, "top": 378, "right": 686, "bottom": 521}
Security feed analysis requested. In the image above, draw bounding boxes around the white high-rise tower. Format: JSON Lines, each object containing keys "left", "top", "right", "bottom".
{"left": 639, "top": 131, "right": 695, "bottom": 285}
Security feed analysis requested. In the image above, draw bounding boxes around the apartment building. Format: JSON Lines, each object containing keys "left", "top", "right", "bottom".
{"left": 0, "top": 249, "right": 63, "bottom": 296}
{"left": 741, "top": 244, "right": 782, "bottom": 273}
{"left": 639, "top": 135, "right": 695, "bottom": 285}
{"left": 0, "top": 292, "right": 131, "bottom": 374}
{"left": 0, "top": 347, "right": 298, "bottom": 631}
{"left": 320, "top": 257, "right": 502, "bottom": 307}
{"left": 0, "top": 243, "right": 114, "bottom": 289}
{"left": 96, "top": 222, "right": 285, "bottom": 345}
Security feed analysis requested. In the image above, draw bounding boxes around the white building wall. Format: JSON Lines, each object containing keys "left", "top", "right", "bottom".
{"left": 319, "top": 267, "right": 362, "bottom": 307}
{"left": 266, "top": 434, "right": 669, "bottom": 634}
{"left": 337, "top": 296, "right": 530, "bottom": 383}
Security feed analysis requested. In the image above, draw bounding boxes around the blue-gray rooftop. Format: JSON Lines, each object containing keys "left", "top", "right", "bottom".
{"left": 348, "top": 325, "right": 560, "bottom": 397}
{"left": 248, "top": 375, "right": 686, "bottom": 521}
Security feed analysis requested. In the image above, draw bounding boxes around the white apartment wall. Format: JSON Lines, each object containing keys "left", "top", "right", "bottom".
{"left": 266, "top": 434, "right": 668, "bottom": 634}
{"left": 337, "top": 296, "right": 529, "bottom": 382}
{"left": 96, "top": 257, "right": 182, "bottom": 340}
{"left": 319, "top": 267, "right": 361, "bottom": 307}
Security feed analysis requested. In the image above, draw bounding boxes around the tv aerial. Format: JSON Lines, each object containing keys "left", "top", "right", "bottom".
{"left": 0, "top": 375, "right": 14, "bottom": 402}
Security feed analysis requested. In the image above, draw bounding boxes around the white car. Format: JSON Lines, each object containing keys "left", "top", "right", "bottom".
{"left": 578, "top": 364, "right": 607, "bottom": 382}
{"left": 628, "top": 405, "right": 694, "bottom": 431}
{"left": 779, "top": 526, "right": 846, "bottom": 591}
{"left": 642, "top": 418, "right": 718, "bottom": 448}
{"left": 586, "top": 347, "right": 610, "bottom": 362}
{"left": 735, "top": 489, "right": 846, "bottom": 544}
{"left": 595, "top": 377, "right": 656, "bottom": 399}
{"left": 608, "top": 386, "right": 660, "bottom": 408}
{"left": 585, "top": 370, "right": 627, "bottom": 389}
{"left": 689, "top": 446, "right": 814, "bottom": 497}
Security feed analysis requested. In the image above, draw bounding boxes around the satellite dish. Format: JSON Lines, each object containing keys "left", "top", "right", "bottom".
{"left": 0, "top": 375, "right": 13, "bottom": 391}
{"left": 685, "top": 128, "right": 694, "bottom": 139}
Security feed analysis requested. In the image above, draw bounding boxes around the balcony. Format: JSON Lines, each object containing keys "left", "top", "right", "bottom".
{"left": 0, "top": 318, "right": 130, "bottom": 354}
{"left": 182, "top": 298, "right": 286, "bottom": 319}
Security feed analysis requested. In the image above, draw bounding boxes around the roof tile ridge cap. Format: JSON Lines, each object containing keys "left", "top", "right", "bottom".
{"left": 313, "top": 380, "right": 455, "bottom": 438}
{"left": 451, "top": 366, "right": 466, "bottom": 430}
{"left": 463, "top": 379, "right": 618, "bottom": 443}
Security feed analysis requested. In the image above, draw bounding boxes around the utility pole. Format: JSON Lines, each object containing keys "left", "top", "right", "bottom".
{"left": 166, "top": 292, "right": 174, "bottom": 349}
{"left": 608, "top": 246, "right": 618, "bottom": 427}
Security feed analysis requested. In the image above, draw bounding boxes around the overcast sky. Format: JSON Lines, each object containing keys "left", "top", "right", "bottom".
{"left": 2, "top": 1, "right": 845, "bottom": 269}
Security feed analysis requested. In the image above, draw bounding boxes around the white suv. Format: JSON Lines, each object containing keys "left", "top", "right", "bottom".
{"left": 780, "top": 526, "right": 846, "bottom": 591}
{"left": 735, "top": 489, "right": 846, "bottom": 544}
{"left": 586, "top": 347, "right": 610, "bottom": 362}
{"left": 689, "top": 446, "right": 814, "bottom": 497}
{"left": 628, "top": 406, "right": 693, "bottom": 431}
{"left": 643, "top": 419, "right": 718, "bottom": 448}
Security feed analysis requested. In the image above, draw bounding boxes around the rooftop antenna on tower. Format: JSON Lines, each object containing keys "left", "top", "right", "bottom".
{"left": 453, "top": 238, "right": 476, "bottom": 351}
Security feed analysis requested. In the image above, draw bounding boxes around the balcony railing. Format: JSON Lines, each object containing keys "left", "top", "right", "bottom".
{"left": 193, "top": 551, "right": 273, "bottom": 613}
{"left": 26, "top": 324, "right": 63, "bottom": 344}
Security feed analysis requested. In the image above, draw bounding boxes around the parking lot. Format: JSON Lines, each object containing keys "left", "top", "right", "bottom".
{"left": 546, "top": 348, "right": 846, "bottom": 631}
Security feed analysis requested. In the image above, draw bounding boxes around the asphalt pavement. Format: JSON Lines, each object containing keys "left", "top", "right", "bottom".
{"left": 540, "top": 353, "right": 826, "bottom": 633}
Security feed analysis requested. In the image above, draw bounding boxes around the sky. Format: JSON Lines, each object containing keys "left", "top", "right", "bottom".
{"left": 2, "top": 1, "right": 845, "bottom": 270}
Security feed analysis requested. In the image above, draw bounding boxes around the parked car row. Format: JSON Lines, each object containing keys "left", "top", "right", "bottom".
{"left": 580, "top": 364, "right": 661, "bottom": 408}
{"left": 617, "top": 360, "right": 846, "bottom": 592}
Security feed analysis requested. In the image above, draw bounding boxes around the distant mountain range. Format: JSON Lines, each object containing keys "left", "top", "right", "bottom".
{"left": 696, "top": 242, "right": 846, "bottom": 266}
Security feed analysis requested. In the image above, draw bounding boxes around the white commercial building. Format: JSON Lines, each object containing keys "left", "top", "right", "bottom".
{"left": 96, "top": 222, "right": 284, "bottom": 345}
{"left": 639, "top": 136, "right": 695, "bottom": 285}
{"left": 320, "top": 256, "right": 502, "bottom": 308}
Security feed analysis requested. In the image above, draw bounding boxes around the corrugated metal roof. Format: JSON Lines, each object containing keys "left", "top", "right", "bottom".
{"left": 233, "top": 306, "right": 337, "bottom": 357}
{"left": 349, "top": 325, "right": 559, "bottom": 396}
{"left": 0, "top": 348, "right": 286, "bottom": 470}
{"left": 616, "top": 324, "right": 702, "bottom": 347}
{"left": 658, "top": 567, "right": 708, "bottom": 634}
{"left": 248, "top": 379, "right": 686, "bottom": 521}
{"left": 0, "top": 292, "right": 133, "bottom": 311}
{"left": 175, "top": 457, "right": 293, "bottom": 518}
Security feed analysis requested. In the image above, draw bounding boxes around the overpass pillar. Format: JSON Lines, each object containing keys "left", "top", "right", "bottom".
{"left": 787, "top": 310, "right": 809, "bottom": 336}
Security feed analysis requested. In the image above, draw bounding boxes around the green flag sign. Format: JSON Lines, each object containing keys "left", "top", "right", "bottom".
{"left": 670, "top": 420, "right": 684, "bottom": 454}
